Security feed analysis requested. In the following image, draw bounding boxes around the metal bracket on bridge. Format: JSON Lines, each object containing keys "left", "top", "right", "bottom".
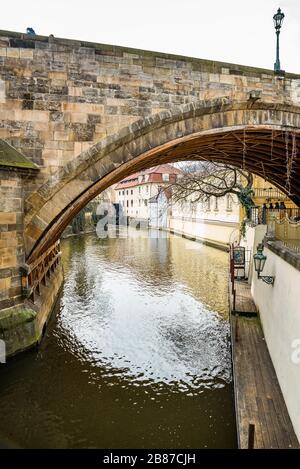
{"left": 248, "top": 90, "right": 262, "bottom": 104}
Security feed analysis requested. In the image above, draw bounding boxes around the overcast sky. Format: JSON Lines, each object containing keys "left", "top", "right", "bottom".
{"left": 1, "top": 0, "right": 299, "bottom": 73}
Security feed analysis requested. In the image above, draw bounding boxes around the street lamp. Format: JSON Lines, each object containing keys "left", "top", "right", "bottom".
{"left": 253, "top": 243, "right": 275, "bottom": 285}
{"left": 273, "top": 7, "right": 285, "bottom": 73}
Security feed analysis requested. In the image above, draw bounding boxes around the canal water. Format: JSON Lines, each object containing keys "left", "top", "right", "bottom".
{"left": 0, "top": 228, "right": 237, "bottom": 448}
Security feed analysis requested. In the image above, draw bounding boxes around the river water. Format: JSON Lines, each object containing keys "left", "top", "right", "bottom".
{"left": 0, "top": 228, "right": 237, "bottom": 448}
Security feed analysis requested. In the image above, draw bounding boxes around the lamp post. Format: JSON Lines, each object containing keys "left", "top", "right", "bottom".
{"left": 253, "top": 243, "right": 275, "bottom": 285}
{"left": 273, "top": 7, "right": 285, "bottom": 73}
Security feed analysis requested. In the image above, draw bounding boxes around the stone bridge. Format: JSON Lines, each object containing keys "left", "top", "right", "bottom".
{"left": 0, "top": 29, "right": 300, "bottom": 355}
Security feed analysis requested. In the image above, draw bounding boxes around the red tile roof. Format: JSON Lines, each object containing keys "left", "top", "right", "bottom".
{"left": 143, "top": 164, "right": 183, "bottom": 175}
{"left": 115, "top": 164, "right": 182, "bottom": 190}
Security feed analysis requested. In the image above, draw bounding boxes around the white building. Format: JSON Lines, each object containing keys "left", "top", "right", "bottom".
{"left": 115, "top": 164, "right": 240, "bottom": 249}
{"left": 114, "top": 164, "right": 183, "bottom": 222}
{"left": 149, "top": 188, "right": 171, "bottom": 229}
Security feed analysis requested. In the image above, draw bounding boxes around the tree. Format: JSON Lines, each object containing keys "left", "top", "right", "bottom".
{"left": 169, "top": 161, "right": 255, "bottom": 218}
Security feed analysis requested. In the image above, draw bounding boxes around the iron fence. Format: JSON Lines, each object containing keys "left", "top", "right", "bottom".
{"left": 250, "top": 207, "right": 300, "bottom": 252}
{"left": 253, "top": 187, "right": 288, "bottom": 200}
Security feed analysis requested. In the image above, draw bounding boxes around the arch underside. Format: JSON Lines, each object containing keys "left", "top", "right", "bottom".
{"left": 24, "top": 100, "right": 300, "bottom": 263}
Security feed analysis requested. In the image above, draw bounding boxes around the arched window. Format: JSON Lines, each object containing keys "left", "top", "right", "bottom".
{"left": 227, "top": 195, "right": 233, "bottom": 211}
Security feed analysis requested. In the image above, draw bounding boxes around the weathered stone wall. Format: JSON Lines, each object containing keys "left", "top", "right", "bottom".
{"left": 0, "top": 163, "right": 63, "bottom": 357}
{"left": 0, "top": 29, "right": 300, "bottom": 190}
{"left": 0, "top": 168, "right": 25, "bottom": 310}
{"left": 0, "top": 263, "right": 63, "bottom": 358}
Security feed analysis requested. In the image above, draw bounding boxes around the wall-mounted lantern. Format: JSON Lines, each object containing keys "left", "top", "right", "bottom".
{"left": 253, "top": 243, "right": 275, "bottom": 285}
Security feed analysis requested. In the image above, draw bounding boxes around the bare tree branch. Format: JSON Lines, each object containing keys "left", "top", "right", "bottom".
{"left": 168, "top": 161, "right": 254, "bottom": 217}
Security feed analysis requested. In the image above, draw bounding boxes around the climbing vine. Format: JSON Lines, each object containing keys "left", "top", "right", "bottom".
{"left": 236, "top": 186, "right": 255, "bottom": 219}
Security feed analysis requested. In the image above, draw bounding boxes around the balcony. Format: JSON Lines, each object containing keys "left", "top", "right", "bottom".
{"left": 250, "top": 207, "right": 300, "bottom": 252}
{"left": 253, "top": 187, "right": 288, "bottom": 200}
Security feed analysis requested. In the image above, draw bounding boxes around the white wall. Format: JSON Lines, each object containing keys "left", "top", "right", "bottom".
{"left": 168, "top": 194, "right": 240, "bottom": 247}
{"left": 115, "top": 184, "right": 159, "bottom": 219}
{"left": 240, "top": 224, "right": 267, "bottom": 281}
{"left": 171, "top": 195, "right": 240, "bottom": 225}
{"left": 251, "top": 244, "right": 300, "bottom": 442}
{"left": 168, "top": 216, "right": 239, "bottom": 247}
{"left": 149, "top": 193, "right": 168, "bottom": 228}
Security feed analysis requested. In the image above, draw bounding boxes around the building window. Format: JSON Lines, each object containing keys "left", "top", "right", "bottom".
{"left": 131, "top": 189, "right": 133, "bottom": 195}
{"left": 162, "top": 173, "right": 169, "bottom": 182}
{"left": 126, "top": 190, "right": 128, "bottom": 195}
{"left": 131, "top": 200, "right": 133, "bottom": 207}
{"left": 206, "top": 197, "right": 211, "bottom": 211}
{"left": 122, "top": 190, "right": 124, "bottom": 195}
{"left": 146, "top": 186, "right": 148, "bottom": 193}
{"left": 214, "top": 197, "right": 218, "bottom": 211}
{"left": 144, "top": 199, "right": 148, "bottom": 206}
{"left": 126, "top": 200, "right": 129, "bottom": 207}
{"left": 139, "top": 199, "right": 141, "bottom": 207}
{"left": 139, "top": 186, "right": 141, "bottom": 193}
{"left": 227, "top": 195, "right": 233, "bottom": 211}
{"left": 119, "top": 191, "right": 121, "bottom": 195}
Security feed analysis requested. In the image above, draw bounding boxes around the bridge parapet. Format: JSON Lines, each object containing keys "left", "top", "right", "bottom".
{"left": 0, "top": 29, "right": 300, "bottom": 187}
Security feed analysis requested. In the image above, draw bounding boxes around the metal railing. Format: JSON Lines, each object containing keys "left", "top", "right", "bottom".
{"left": 250, "top": 207, "right": 300, "bottom": 252}
{"left": 273, "top": 216, "right": 300, "bottom": 251}
{"left": 229, "top": 246, "right": 236, "bottom": 312}
{"left": 229, "top": 245, "right": 252, "bottom": 312}
{"left": 21, "top": 241, "right": 61, "bottom": 303}
{"left": 253, "top": 187, "right": 288, "bottom": 200}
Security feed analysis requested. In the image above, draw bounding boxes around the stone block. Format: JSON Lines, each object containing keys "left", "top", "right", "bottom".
{"left": 62, "top": 150, "right": 75, "bottom": 160}
{"left": 0, "top": 179, "right": 18, "bottom": 188}
{"left": 14, "top": 109, "right": 49, "bottom": 122}
{"left": 54, "top": 130, "right": 70, "bottom": 141}
{"left": 74, "top": 142, "right": 83, "bottom": 155}
{"left": 34, "top": 100, "right": 61, "bottom": 111}
{"left": 68, "top": 123, "right": 94, "bottom": 141}
{"left": 0, "top": 277, "right": 11, "bottom": 291}
{"left": 68, "top": 112, "right": 87, "bottom": 123}
{"left": 0, "top": 255, "right": 17, "bottom": 269}
{"left": 20, "top": 49, "right": 34, "bottom": 59}
{"left": 221, "top": 67, "right": 230, "bottom": 75}
{"left": 43, "top": 140, "right": 59, "bottom": 150}
{"left": 68, "top": 86, "right": 83, "bottom": 97}
{"left": 0, "top": 198, "right": 21, "bottom": 212}
{"left": 58, "top": 141, "right": 74, "bottom": 151}
{"left": 0, "top": 268, "right": 12, "bottom": 279}
{"left": 0, "top": 212, "right": 16, "bottom": 224}
{"left": 47, "top": 112, "right": 62, "bottom": 124}
{"left": 1, "top": 231, "right": 16, "bottom": 240}
{"left": 48, "top": 71, "right": 68, "bottom": 81}
{"left": 0, "top": 239, "right": 7, "bottom": 248}
{"left": 7, "top": 48, "right": 20, "bottom": 58}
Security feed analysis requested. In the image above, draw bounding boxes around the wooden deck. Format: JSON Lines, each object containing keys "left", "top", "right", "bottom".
{"left": 231, "top": 304, "right": 299, "bottom": 448}
{"left": 231, "top": 279, "right": 257, "bottom": 315}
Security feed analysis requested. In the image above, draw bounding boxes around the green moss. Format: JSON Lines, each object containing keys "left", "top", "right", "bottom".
{"left": 0, "top": 140, "right": 39, "bottom": 171}
{"left": 0, "top": 305, "right": 36, "bottom": 331}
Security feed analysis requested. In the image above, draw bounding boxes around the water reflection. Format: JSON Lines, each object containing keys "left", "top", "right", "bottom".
{"left": 0, "top": 229, "right": 236, "bottom": 448}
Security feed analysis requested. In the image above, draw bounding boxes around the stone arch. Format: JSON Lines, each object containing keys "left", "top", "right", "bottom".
{"left": 24, "top": 98, "right": 300, "bottom": 263}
